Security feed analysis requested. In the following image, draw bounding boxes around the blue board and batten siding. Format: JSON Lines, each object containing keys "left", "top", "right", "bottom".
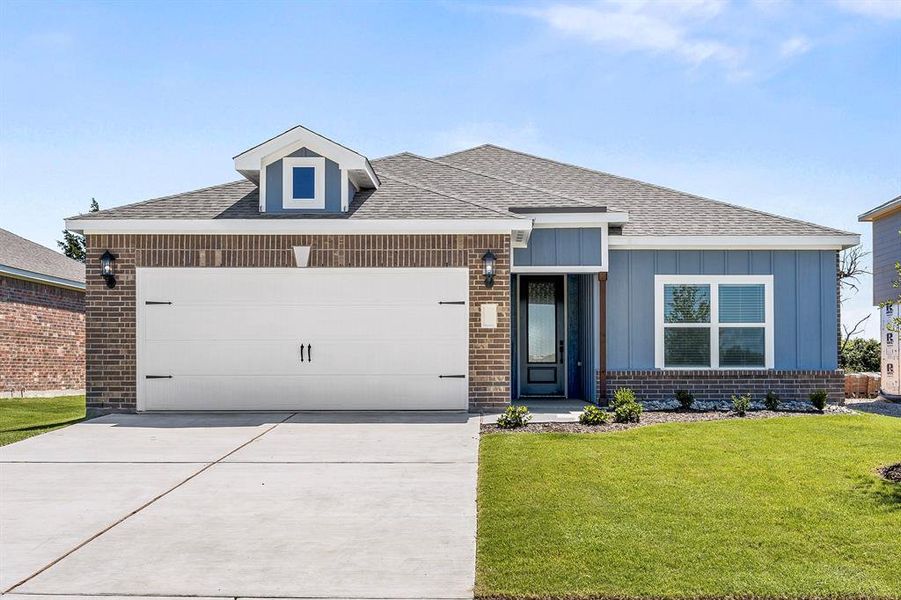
{"left": 514, "top": 228, "right": 603, "bottom": 267}
{"left": 264, "top": 147, "right": 343, "bottom": 213}
{"left": 606, "top": 249, "right": 838, "bottom": 371}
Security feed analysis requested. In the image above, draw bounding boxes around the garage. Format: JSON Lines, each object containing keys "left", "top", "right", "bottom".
{"left": 135, "top": 268, "right": 469, "bottom": 411}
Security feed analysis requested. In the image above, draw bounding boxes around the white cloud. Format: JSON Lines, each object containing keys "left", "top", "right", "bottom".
{"left": 834, "top": 0, "right": 901, "bottom": 20}
{"left": 779, "top": 35, "right": 812, "bottom": 58}
{"left": 518, "top": 1, "right": 744, "bottom": 68}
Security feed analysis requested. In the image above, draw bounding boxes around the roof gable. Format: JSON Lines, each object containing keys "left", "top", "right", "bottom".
{"left": 233, "top": 124, "right": 379, "bottom": 191}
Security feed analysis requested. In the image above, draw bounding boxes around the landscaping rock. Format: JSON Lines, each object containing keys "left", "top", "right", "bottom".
{"left": 639, "top": 399, "right": 821, "bottom": 412}
{"left": 482, "top": 408, "right": 826, "bottom": 435}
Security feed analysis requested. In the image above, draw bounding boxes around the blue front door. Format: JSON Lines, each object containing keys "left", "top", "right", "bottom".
{"left": 518, "top": 275, "right": 565, "bottom": 396}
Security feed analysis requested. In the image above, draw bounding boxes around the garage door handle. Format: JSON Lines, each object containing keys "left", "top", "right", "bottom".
{"left": 439, "top": 301, "right": 465, "bottom": 305}
{"left": 300, "top": 344, "right": 304, "bottom": 362}
{"left": 146, "top": 375, "right": 172, "bottom": 379}
{"left": 439, "top": 374, "right": 466, "bottom": 378}
{"left": 307, "top": 344, "right": 312, "bottom": 362}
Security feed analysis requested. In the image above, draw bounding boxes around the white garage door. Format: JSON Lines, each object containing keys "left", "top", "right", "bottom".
{"left": 136, "top": 268, "right": 469, "bottom": 411}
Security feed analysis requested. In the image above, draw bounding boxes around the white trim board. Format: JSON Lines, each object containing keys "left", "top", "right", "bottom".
{"left": 529, "top": 212, "right": 629, "bottom": 228}
{"left": 653, "top": 274, "right": 775, "bottom": 371}
{"left": 66, "top": 218, "right": 533, "bottom": 235}
{"left": 609, "top": 234, "right": 859, "bottom": 250}
{"left": 512, "top": 266, "right": 605, "bottom": 274}
{"left": 281, "top": 156, "right": 326, "bottom": 210}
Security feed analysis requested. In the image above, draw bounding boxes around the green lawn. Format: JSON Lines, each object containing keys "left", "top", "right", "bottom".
{"left": 478, "top": 414, "right": 901, "bottom": 599}
{"left": 0, "top": 395, "right": 86, "bottom": 446}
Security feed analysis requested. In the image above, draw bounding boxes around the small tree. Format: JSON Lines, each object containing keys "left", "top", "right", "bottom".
{"left": 837, "top": 246, "right": 872, "bottom": 353}
{"left": 840, "top": 338, "right": 881, "bottom": 373}
{"left": 57, "top": 198, "right": 99, "bottom": 262}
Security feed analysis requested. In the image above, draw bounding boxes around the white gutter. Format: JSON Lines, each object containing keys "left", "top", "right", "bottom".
{"left": 65, "top": 218, "right": 533, "bottom": 236}
{"left": 608, "top": 234, "right": 860, "bottom": 250}
{"left": 529, "top": 211, "right": 630, "bottom": 229}
{"left": 0, "top": 265, "right": 85, "bottom": 291}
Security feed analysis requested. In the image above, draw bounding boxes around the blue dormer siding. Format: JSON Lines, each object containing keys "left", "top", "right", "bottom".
{"left": 264, "top": 147, "right": 344, "bottom": 213}
{"left": 514, "top": 227, "right": 603, "bottom": 267}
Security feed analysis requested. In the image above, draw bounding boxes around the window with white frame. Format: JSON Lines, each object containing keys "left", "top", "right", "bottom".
{"left": 282, "top": 156, "right": 325, "bottom": 209}
{"left": 654, "top": 275, "right": 774, "bottom": 369}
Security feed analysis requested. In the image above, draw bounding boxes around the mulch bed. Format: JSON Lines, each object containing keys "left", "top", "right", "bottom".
{"left": 481, "top": 407, "right": 847, "bottom": 435}
{"left": 878, "top": 463, "right": 901, "bottom": 483}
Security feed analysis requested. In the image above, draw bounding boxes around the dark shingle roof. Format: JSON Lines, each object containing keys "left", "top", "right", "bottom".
{"left": 436, "top": 144, "right": 852, "bottom": 236}
{"left": 0, "top": 228, "right": 85, "bottom": 284}
{"left": 70, "top": 177, "right": 510, "bottom": 221}
{"left": 70, "top": 143, "right": 853, "bottom": 237}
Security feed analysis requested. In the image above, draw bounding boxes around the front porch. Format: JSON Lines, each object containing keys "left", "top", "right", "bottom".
{"left": 510, "top": 272, "right": 606, "bottom": 405}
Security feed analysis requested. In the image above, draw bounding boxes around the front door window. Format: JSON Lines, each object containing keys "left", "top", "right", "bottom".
{"left": 527, "top": 280, "right": 557, "bottom": 363}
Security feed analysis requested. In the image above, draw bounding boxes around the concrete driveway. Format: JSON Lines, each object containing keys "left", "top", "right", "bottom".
{"left": 0, "top": 411, "right": 479, "bottom": 599}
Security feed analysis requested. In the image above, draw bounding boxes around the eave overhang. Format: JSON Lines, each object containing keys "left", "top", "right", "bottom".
{"left": 65, "top": 218, "right": 532, "bottom": 236}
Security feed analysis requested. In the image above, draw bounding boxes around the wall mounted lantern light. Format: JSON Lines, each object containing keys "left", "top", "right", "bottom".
{"left": 100, "top": 250, "right": 117, "bottom": 288}
{"left": 482, "top": 250, "right": 496, "bottom": 289}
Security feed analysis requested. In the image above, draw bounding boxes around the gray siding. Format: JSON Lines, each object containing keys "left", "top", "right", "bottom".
{"left": 264, "top": 147, "right": 343, "bottom": 214}
{"left": 607, "top": 249, "right": 838, "bottom": 371}
{"left": 872, "top": 210, "right": 901, "bottom": 305}
{"left": 514, "top": 228, "right": 603, "bottom": 267}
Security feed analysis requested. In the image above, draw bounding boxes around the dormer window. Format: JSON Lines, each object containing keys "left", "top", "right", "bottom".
{"left": 282, "top": 156, "right": 325, "bottom": 209}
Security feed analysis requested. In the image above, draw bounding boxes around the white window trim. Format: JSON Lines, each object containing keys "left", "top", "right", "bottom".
{"left": 282, "top": 156, "right": 325, "bottom": 209}
{"left": 654, "top": 274, "right": 774, "bottom": 370}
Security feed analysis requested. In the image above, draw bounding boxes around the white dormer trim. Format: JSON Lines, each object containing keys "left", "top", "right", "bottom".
{"left": 234, "top": 125, "right": 379, "bottom": 193}
{"left": 282, "top": 156, "right": 325, "bottom": 209}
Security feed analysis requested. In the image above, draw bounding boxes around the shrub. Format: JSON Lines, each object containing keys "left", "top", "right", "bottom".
{"left": 840, "top": 338, "right": 881, "bottom": 373}
{"left": 579, "top": 404, "right": 611, "bottom": 426}
{"left": 611, "top": 387, "right": 636, "bottom": 409}
{"left": 614, "top": 401, "right": 643, "bottom": 423}
{"left": 610, "top": 388, "right": 642, "bottom": 423}
{"left": 496, "top": 405, "right": 532, "bottom": 429}
{"left": 675, "top": 389, "right": 694, "bottom": 411}
{"left": 732, "top": 394, "right": 751, "bottom": 416}
{"left": 809, "top": 389, "right": 828, "bottom": 411}
{"left": 764, "top": 390, "right": 780, "bottom": 411}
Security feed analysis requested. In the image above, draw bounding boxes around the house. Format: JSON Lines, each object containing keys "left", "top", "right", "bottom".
{"left": 859, "top": 196, "right": 901, "bottom": 400}
{"left": 0, "top": 228, "right": 85, "bottom": 398}
{"left": 64, "top": 125, "right": 859, "bottom": 414}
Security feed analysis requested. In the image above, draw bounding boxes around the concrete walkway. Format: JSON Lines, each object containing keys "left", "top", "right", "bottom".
{"left": 480, "top": 399, "right": 590, "bottom": 424}
{"left": 0, "top": 411, "right": 479, "bottom": 599}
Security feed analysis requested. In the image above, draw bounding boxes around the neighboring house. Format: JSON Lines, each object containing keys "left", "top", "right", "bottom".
{"left": 859, "top": 196, "right": 901, "bottom": 400}
{"left": 0, "top": 228, "right": 85, "bottom": 398}
{"left": 65, "top": 125, "right": 859, "bottom": 414}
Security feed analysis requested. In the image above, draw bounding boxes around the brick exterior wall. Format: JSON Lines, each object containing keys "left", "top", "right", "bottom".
{"left": 85, "top": 234, "right": 510, "bottom": 414}
{"left": 1, "top": 275, "right": 85, "bottom": 396}
{"left": 602, "top": 369, "right": 845, "bottom": 405}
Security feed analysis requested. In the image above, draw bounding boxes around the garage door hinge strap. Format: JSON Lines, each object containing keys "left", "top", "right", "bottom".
{"left": 145, "top": 375, "right": 173, "bottom": 379}
{"left": 145, "top": 301, "right": 172, "bottom": 305}
{"left": 439, "top": 374, "right": 466, "bottom": 378}
{"left": 438, "top": 301, "right": 465, "bottom": 305}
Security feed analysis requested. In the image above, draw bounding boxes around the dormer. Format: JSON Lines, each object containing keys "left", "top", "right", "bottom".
{"left": 233, "top": 125, "right": 380, "bottom": 214}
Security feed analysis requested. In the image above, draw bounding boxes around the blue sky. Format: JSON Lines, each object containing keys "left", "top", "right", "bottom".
{"left": 1, "top": 0, "right": 898, "bottom": 336}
